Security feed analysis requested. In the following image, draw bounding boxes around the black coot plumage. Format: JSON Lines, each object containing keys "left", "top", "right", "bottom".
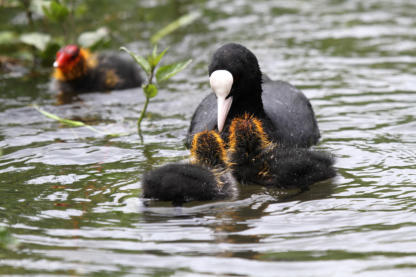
{"left": 52, "top": 45, "right": 142, "bottom": 99}
{"left": 186, "top": 43, "right": 320, "bottom": 148}
{"left": 142, "top": 131, "right": 237, "bottom": 204}
{"left": 227, "top": 115, "right": 335, "bottom": 189}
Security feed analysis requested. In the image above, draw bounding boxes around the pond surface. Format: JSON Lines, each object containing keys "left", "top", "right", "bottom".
{"left": 1, "top": 0, "right": 416, "bottom": 276}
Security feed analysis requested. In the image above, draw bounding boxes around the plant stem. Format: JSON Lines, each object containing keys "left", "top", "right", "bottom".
{"left": 137, "top": 95, "right": 150, "bottom": 140}
{"left": 21, "top": 0, "right": 34, "bottom": 29}
{"left": 137, "top": 65, "right": 155, "bottom": 140}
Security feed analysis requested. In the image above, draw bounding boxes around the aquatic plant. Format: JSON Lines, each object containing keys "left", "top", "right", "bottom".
{"left": 33, "top": 104, "right": 123, "bottom": 137}
{"left": 120, "top": 12, "right": 197, "bottom": 139}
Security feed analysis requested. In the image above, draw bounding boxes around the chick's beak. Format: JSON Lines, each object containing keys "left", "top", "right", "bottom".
{"left": 53, "top": 54, "right": 66, "bottom": 68}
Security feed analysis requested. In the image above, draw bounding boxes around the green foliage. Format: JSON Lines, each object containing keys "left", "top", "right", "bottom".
{"left": 143, "top": 84, "right": 158, "bottom": 99}
{"left": 121, "top": 45, "right": 192, "bottom": 138}
{"left": 0, "top": 31, "right": 19, "bottom": 45}
{"left": 42, "top": 0, "right": 70, "bottom": 23}
{"left": 33, "top": 105, "right": 123, "bottom": 137}
{"left": 120, "top": 46, "right": 151, "bottom": 75}
{"left": 156, "top": 59, "right": 192, "bottom": 83}
{"left": 150, "top": 12, "right": 200, "bottom": 45}
{"left": 120, "top": 12, "right": 198, "bottom": 139}
{"left": 1, "top": 0, "right": 111, "bottom": 68}
{"left": 78, "top": 27, "right": 110, "bottom": 51}
{"left": 20, "top": 32, "right": 51, "bottom": 52}
{"left": 149, "top": 45, "right": 168, "bottom": 68}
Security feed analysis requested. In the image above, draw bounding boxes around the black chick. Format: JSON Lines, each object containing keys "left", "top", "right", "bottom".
{"left": 52, "top": 45, "right": 142, "bottom": 102}
{"left": 142, "top": 131, "right": 237, "bottom": 204}
{"left": 228, "top": 114, "right": 336, "bottom": 189}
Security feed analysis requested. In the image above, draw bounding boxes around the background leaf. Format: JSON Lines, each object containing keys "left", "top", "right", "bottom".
{"left": 45, "top": 0, "right": 69, "bottom": 21}
{"left": 20, "top": 32, "right": 51, "bottom": 51}
{"left": 78, "top": 27, "right": 110, "bottom": 50}
{"left": 150, "top": 12, "right": 200, "bottom": 44}
{"left": 0, "top": 31, "right": 18, "bottom": 45}
{"left": 143, "top": 84, "right": 158, "bottom": 99}
{"left": 42, "top": 0, "right": 69, "bottom": 22}
{"left": 156, "top": 59, "right": 192, "bottom": 83}
{"left": 120, "top": 46, "right": 151, "bottom": 75}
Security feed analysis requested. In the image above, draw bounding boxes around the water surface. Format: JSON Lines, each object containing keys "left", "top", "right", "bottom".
{"left": 1, "top": 0, "right": 416, "bottom": 276}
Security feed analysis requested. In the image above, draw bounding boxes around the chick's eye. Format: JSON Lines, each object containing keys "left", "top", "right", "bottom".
{"left": 68, "top": 50, "right": 78, "bottom": 60}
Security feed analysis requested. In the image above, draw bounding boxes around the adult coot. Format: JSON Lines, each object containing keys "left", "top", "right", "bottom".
{"left": 142, "top": 131, "right": 238, "bottom": 204}
{"left": 52, "top": 45, "right": 142, "bottom": 97}
{"left": 186, "top": 43, "right": 320, "bottom": 148}
{"left": 227, "top": 115, "right": 335, "bottom": 189}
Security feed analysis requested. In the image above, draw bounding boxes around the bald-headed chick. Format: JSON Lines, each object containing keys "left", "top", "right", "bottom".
{"left": 52, "top": 45, "right": 142, "bottom": 102}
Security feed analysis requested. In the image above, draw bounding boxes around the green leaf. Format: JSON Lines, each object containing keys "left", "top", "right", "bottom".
{"left": 34, "top": 104, "right": 86, "bottom": 127}
{"left": 143, "top": 84, "right": 158, "bottom": 99}
{"left": 1, "top": 0, "right": 20, "bottom": 8}
{"left": 42, "top": 0, "right": 69, "bottom": 22}
{"left": 78, "top": 27, "right": 110, "bottom": 49}
{"left": 154, "top": 47, "right": 168, "bottom": 67}
{"left": 151, "top": 12, "right": 200, "bottom": 44}
{"left": 33, "top": 105, "right": 124, "bottom": 137}
{"left": 0, "top": 31, "right": 18, "bottom": 45}
{"left": 152, "top": 44, "right": 158, "bottom": 59}
{"left": 156, "top": 59, "right": 192, "bottom": 83}
{"left": 74, "top": 3, "right": 87, "bottom": 17}
{"left": 120, "top": 46, "right": 151, "bottom": 75}
{"left": 32, "top": 0, "right": 52, "bottom": 15}
{"left": 20, "top": 32, "right": 51, "bottom": 51}
{"left": 148, "top": 46, "right": 169, "bottom": 68}
{"left": 39, "top": 41, "right": 61, "bottom": 65}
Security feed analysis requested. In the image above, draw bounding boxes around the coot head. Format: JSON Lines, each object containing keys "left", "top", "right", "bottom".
{"left": 208, "top": 43, "right": 263, "bottom": 132}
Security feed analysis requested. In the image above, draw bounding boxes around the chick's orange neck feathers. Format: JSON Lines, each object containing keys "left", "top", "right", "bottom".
{"left": 190, "top": 130, "right": 229, "bottom": 168}
{"left": 228, "top": 114, "right": 272, "bottom": 152}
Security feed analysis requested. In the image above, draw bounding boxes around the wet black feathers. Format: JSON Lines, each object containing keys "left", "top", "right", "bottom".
{"left": 142, "top": 164, "right": 231, "bottom": 204}
{"left": 142, "top": 131, "right": 238, "bottom": 204}
{"left": 228, "top": 117, "right": 335, "bottom": 189}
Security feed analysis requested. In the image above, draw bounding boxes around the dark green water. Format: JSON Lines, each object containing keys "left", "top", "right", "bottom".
{"left": 1, "top": 0, "right": 416, "bottom": 276}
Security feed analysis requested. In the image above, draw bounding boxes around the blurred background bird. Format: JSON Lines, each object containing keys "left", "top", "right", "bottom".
{"left": 52, "top": 44, "right": 142, "bottom": 103}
